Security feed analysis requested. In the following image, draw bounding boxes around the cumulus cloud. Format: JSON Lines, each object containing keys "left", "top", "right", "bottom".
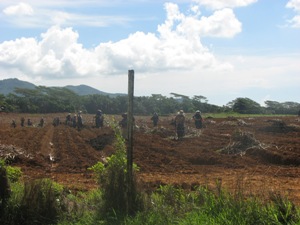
{"left": 192, "top": 0, "right": 257, "bottom": 10}
{"left": 197, "top": 8, "right": 242, "bottom": 37}
{"left": 286, "top": 0, "right": 300, "bottom": 28}
{"left": 287, "top": 0, "right": 300, "bottom": 11}
{"left": 159, "top": 4, "right": 241, "bottom": 38}
{"left": 0, "top": 26, "right": 99, "bottom": 78}
{"left": 0, "top": 2, "right": 240, "bottom": 79}
{"left": 3, "top": 2, "right": 34, "bottom": 16}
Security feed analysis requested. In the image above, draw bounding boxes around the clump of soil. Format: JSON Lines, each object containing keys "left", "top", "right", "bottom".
{"left": 263, "top": 119, "right": 299, "bottom": 133}
{"left": 88, "top": 133, "right": 114, "bottom": 151}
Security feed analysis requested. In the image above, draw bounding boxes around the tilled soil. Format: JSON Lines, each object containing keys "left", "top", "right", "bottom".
{"left": 1, "top": 113, "right": 300, "bottom": 204}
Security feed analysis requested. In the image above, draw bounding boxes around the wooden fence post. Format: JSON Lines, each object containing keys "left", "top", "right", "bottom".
{"left": 127, "top": 69, "right": 134, "bottom": 214}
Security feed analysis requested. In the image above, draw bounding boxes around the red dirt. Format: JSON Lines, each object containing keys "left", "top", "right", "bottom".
{"left": 1, "top": 113, "right": 300, "bottom": 204}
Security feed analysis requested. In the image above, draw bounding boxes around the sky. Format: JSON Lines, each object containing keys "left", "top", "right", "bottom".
{"left": 0, "top": 0, "right": 299, "bottom": 106}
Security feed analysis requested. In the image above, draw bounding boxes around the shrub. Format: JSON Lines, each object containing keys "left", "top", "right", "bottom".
{"left": 269, "top": 192, "right": 299, "bottom": 224}
{"left": 89, "top": 121, "right": 143, "bottom": 217}
{"left": 5, "top": 166, "right": 22, "bottom": 183}
{"left": 0, "top": 166, "right": 11, "bottom": 216}
{"left": 0, "top": 159, "right": 22, "bottom": 183}
{"left": 1, "top": 178, "right": 64, "bottom": 225}
{"left": 0, "top": 159, "right": 21, "bottom": 217}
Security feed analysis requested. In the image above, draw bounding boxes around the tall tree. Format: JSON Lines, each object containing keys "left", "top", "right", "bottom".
{"left": 232, "top": 98, "right": 263, "bottom": 114}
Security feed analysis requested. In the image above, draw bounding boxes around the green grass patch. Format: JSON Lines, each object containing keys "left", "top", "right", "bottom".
{"left": 203, "top": 112, "right": 293, "bottom": 119}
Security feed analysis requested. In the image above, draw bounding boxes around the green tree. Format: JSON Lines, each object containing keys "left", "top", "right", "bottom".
{"left": 232, "top": 98, "right": 263, "bottom": 114}
{"left": 265, "top": 100, "right": 300, "bottom": 114}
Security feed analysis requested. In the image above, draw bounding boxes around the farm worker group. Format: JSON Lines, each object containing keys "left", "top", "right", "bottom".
{"left": 8, "top": 108, "right": 205, "bottom": 141}
{"left": 10, "top": 117, "right": 44, "bottom": 128}
{"left": 173, "top": 110, "right": 203, "bottom": 140}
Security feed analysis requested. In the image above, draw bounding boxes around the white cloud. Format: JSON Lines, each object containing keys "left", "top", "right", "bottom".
{"left": 0, "top": 3, "right": 240, "bottom": 79}
{"left": 198, "top": 8, "right": 242, "bottom": 37}
{"left": 159, "top": 3, "right": 241, "bottom": 39}
{"left": 287, "top": 15, "right": 300, "bottom": 28}
{"left": 0, "top": 23, "right": 224, "bottom": 78}
{"left": 1, "top": 1, "right": 131, "bottom": 28}
{"left": 3, "top": 2, "right": 34, "bottom": 16}
{"left": 0, "top": 26, "right": 97, "bottom": 78}
{"left": 192, "top": 0, "right": 257, "bottom": 10}
{"left": 126, "top": 52, "right": 300, "bottom": 106}
{"left": 287, "top": 0, "right": 300, "bottom": 12}
{"left": 286, "top": 0, "right": 300, "bottom": 28}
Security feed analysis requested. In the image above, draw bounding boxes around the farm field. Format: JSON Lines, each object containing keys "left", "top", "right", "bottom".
{"left": 1, "top": 113, "right": 300, "bottom": 204}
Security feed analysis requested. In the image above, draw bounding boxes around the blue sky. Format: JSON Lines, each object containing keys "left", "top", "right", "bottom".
{"left": 0, "top": 0, "right": 299, "bottom": 106}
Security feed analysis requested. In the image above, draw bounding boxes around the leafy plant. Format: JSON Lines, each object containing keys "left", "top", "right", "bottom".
{"left": 89, "top": 120, "right": 142, "bottom": 217}
{"left": 0, "top": 159, "right": 22, "bottom": 183}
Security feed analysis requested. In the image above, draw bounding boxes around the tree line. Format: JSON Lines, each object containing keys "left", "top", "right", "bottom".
{"left": 0, "top": 86, "right": 299, "bottom": 115}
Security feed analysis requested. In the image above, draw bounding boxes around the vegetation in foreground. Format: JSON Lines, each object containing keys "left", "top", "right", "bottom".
{"left": 1, "top": 160, "right": 299, "bottom": 225}
{"left": 1, "top": 123, "right": 300, "bottom": 225}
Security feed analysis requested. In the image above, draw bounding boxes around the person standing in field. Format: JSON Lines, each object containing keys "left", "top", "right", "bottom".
{"left": 65, "top": 113, "right": 72, "bottom": 125}
{"left": 27, "top": 118, "right": 32, "bottom": 126}
{"left": 95, "top": 109, "right": 104, "bottom": 128}
{"left": 77, "top": 111, "right": 83, "bottom": 130}
{"left": 20, "top": 117, "right": 25, "bottom": 127}
{"left": 11, "top": 120, "right": 16, "bottom": 128}
{"left": 151, "top": 112, "right": 159, "bottom": 127}
{"left": 174, "top": 110, "right": 185, "bottom": 139}
{"left": 119, "top": 113, "right": 128, "bottom": 139}
{"left": 39, "top": 118, "right": 44, "bottom": 127}
{"left": 119, "top": 113, "right": 135, "bottom": 139}
{"left": 72, "top": 114, "right": 77, "bottom": 128}
{"left": 193, "top": 110, "right": 203, "bottom": 129}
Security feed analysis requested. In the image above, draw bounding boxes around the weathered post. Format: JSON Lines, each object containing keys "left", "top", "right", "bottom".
{"left": 127, "top": 69, "right": 134, "bottom": 214}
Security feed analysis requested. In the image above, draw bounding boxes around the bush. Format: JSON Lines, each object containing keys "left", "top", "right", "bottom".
{"left": 89, "top": 121, "right": 143, "bottom": 218}
{"left": 0, "top": 166, "right": 11, "bottom": 216}
{"left": 0, "top": 160, "right": 22, "bottom": 183}
{"left": 1, "top": 178, "right": 64, "bottom": 225}
{"left": 0, "top": 159, "right": 21, "bottom": 217}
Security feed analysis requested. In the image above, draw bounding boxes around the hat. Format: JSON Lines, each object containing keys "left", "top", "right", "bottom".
{"left": 196, "top": 110, "right": 200, "bottom": 113}
{"left": 179, "top": 110, "right": 184, "bottom": 114}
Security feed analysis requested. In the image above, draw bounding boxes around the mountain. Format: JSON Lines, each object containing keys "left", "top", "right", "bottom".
{"left": 64, "top": 84, "right": 107, "bottom": 96}
{"left": 0, "top": 78, "right": 124, "bottom": 97}
{"left": 0, "top": 78, "right": 36, "bottom": 95}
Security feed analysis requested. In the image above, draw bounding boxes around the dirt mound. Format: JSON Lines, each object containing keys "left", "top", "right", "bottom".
{"left": 262, "top": 119, "right": 300, "bottom": 133}
{"left": 218, "top": 130, "right": 265, "bottom": 155}
{"left": 88, "top": 132, "right": 114, "bottom": 151}
{"left": 0, "top": 144, "right": 33, "bottom": 163}
{"left": 247, "top": 148, "right": 300, "bottom": 166}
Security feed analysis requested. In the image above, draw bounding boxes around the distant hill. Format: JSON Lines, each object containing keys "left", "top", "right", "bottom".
{"left": 0, "top": 78, "right": 124, "bottom": 97}
{"left": 64, "top": 84, "right": 107, "bottom": 96}
{"left": 0, "top": 78, "right": 36, "bottom": 95}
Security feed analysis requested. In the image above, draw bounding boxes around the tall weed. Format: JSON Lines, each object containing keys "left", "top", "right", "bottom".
{"left": 1, "top": 178, "right": 64, "bottom": 225}
{"left": 89, "top": 120, "right": 144, "bottom": 218}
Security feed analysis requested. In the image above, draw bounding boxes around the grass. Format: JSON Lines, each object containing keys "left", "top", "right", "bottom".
{"left": 1, "top": 160, "right": 300, "bottom": 225}
{"left": 203, "top": 112, "right": 294, "bottom": 119}
{"left": 123, "top": 184, "right": 300, "bottom": 225}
